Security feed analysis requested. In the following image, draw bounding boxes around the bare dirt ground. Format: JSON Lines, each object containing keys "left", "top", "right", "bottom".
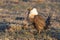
{"left": 0, "top": 0, "right": 60, "bottom": 40}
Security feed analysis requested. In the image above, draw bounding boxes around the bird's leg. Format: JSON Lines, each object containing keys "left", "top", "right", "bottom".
{"left": 38, "top": 30, "right": 41, "bottom": 34}
{"left": 36, "top": 30, "right": 41, "bottom": 34}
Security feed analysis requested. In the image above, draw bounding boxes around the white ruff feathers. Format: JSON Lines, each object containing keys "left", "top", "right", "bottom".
{"left": 29, "top": 8, "right": 38, "bottom": 18}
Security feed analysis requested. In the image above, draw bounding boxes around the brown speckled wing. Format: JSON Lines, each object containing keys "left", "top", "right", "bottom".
{"left": 33, "top": 15, "right": 45, "bottom": 32}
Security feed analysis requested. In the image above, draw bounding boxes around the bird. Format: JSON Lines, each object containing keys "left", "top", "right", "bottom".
{"left": 27, "top": 7, "right": 50, "bottom": 33}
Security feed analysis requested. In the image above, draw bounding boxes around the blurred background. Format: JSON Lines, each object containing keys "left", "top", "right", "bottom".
{"left": 0, "top": 0, "right": 60, "bottom": 40}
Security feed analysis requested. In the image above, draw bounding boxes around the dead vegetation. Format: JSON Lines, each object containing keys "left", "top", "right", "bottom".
{"left": 0, "top": 0, "right": 60, "bottom": 40}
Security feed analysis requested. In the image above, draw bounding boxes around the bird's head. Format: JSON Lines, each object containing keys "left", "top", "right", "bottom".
{"left": 27, "top": 7, "right": 33, "bottom": 11}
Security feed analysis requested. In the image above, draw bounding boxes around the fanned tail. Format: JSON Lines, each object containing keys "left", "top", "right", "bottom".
{"left": 44, "top": 13, "right": 52, "bottom": 30}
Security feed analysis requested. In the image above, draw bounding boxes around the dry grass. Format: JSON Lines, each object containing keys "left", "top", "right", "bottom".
{"left": 0, "top": 0, "right": 60, "bottom": 40}
{"left": 7, "top": 24, "right": 22, "bottom": 32}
